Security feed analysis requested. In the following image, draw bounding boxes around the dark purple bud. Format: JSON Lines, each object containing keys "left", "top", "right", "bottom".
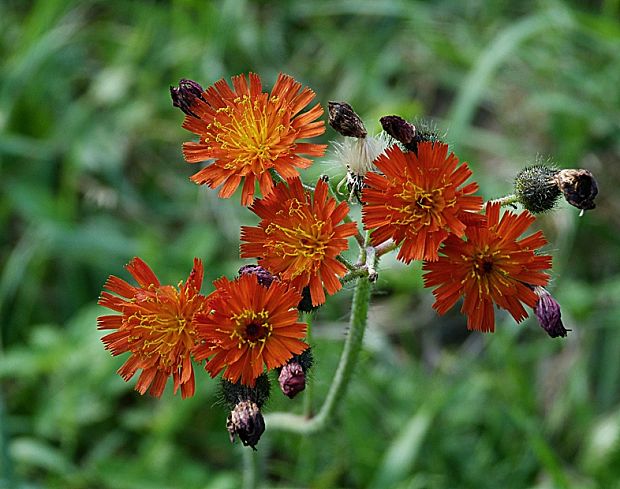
{"left": 278, "top": 361, "right": 306, "bottom": 398}
{"left": 534, "top": 287, "right": 569, "bottom": 338}
{"left": 170, "top": 78, "right": 205, "bottom": 118}
{"left": 554, "top": 169, "right": 598, "bottom": 211}
{"left": 238, "top": 264, "right": 277, "bottom": 288}
{"left": 226, "top": 400, "right": 265, "bottom": 450}
{"left": 380, "top": 115, "right": 416, "bottom": 147}
{"left": 328, "top": 101, "right": 367, "bottom": 138}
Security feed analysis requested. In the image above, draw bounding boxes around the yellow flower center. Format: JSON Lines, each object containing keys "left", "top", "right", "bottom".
{"left": 265, "top": 206, "right": 332, "bottom": 278}
{"left": 208, "top": 95, "right": 289, "bottom": 171}
{"left": 390, "top": 182, "right": 455, "bottom": 230}
{"left": 464, "top": 246, "right": 513, "bottom": 296}
{"left": 231, "top": 309, "right": 273, "bottom": 348}
{"left": 129, "top": 289, "right": 198, "bottom": 368}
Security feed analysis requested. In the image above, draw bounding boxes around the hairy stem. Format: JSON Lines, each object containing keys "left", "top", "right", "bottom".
{"left": 264, "top": 276, "right": 371, "bottom": 433}
{"left": 490, "top": 194, "right": 520, "bottom": 207}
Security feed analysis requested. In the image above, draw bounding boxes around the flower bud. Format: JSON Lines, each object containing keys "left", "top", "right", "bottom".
{"left": 170, "top": 79, "right": 205, "bottom": 118}
{"left": 238, "top": 264, "right": 276, "bottom": 288}
{"left": 226, "top": 400, "right": 265, "bottom": 449}
{"left": 278, "top": 361, "right": 305, "bottom": 398}
{"left": 533, "top": 287, "right": 569, "bottom": 338}
{"left": 380, "top": 115, "right": 416, "bottom": 149}
{"left": 514, "top": 165, "right": 561, "bottom": 213}
{"left": 554, "top": 169, "right": 598, "bottom": 212}
{"left": 277, "top": 348, "right": 313, "bottom": 399}
{"left": 328, "top": 101, "right": 367, "bottom": 138}
{"left": 221, "top": 374, "right": 271, "bottom": 409}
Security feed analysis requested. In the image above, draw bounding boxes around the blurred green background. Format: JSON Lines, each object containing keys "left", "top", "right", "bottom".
{"left": 1, "top": 0, "right": 620, "bottom": 488}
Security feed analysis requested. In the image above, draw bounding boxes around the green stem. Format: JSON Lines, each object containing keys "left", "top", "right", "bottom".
{"left": 264, "top": 276, "right": 371, "bottom": 433}
{"left": 336, "top": 254, "right": 357, "bottom": 272}
{"left": 242, "top": 446, "right": 258, "bottom": 489}
{"left": 490, "top": 194, "right": 520, "bottom": 207}
{"left": 341, "top": 267, "right": 369, "bottom": 284}
{"left": 303, "top": 313, "right": 314, "bottom": 418}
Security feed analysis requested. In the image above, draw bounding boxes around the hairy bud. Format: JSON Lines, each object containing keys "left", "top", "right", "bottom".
{"left": 514, "top": 165, "right": 561, "bottom": 213}
{"left": 170, "top": 79, "right": 205, "bottom": 117}
{"left": 221, "top": 374, "right": 271, "bottom": 409}
{"left": 226, "top": 400, "right": 265, "bottom": 449}
{"left": 328, "top": 101, "right": 367, "bottom": 138}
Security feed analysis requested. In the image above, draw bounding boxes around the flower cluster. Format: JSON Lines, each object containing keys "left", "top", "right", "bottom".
{"left": 98, "top": 72, "right": 598, "bottom": 448}
{"left": 99, "top": 259, "right": 308, "bottom": 397}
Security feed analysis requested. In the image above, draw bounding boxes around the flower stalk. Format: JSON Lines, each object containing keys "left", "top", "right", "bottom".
{"left": 264, "top": 275, "right": 371, "bottom": 434}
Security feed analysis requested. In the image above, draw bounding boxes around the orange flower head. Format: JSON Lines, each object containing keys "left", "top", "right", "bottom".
{"left": 362, "top": 142, "right": 483, "bottom": 263}
{"left": 240, "top": 177, "right": 358, "bottom": 307}
{"left": 181, "top": 72, "right": 327, "bottom": 206}
{"left": 97, "top": 258, "right": 209, "bottom": 398}
{"left": 193, "top": 274, "right": 308, "bottom": 386}
{"left": 422, "top": 202, "right": 552, "bottom": 332}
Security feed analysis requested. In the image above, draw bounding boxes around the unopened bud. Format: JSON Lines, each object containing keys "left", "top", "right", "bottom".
{"left": 380, "top": 115, "right": 416, "bottom": 149}
{"left": 554, "top": 169, "right": 598, "bottom": 212}
{"left": 221, "top": 374, "right": 271, "bottom": 409}
{"left": 278, "top": 361, "right": 305, "bottom": 398}
{"left": 534, "top": 287, "right": 569, "bottom": 338}
{"left": 514, "top": 165, "right": 561, "bottom": 213}
{"left": 328, "top": 101, "right": 367, "bottom": 138}
{"left": 238, "top": 264, "right": 276, "bottom": 288}
{"left": 170, "top": 79, "right": 205, "bottom": 117}
{"left": 226, "top": 400, "right": 265, "bottom": 449}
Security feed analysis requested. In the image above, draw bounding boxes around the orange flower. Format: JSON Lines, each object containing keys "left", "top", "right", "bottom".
{"left": 181, "top": 73, "right": 326, "bottom": 206}
{"left": 240, "top": 177, "right": 358, "bottom": 307}
{"left": 193, "top": 274, "right": 308, "bottom": 386}
{"left": 97, "top": 258, "right": 209, "bottom": 398}
{"left": 422, "top": 202, "right": 552, "bottom": 332}
{"left": 362, "top": 142, "right": 483, "bottom": 262}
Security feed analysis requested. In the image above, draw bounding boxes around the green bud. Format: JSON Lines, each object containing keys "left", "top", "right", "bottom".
{"left": 514, "top": 164, "right": 561, "bottom": 213}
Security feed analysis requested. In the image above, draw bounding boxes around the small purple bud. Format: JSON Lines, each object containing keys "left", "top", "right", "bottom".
{"left": 170, "top": 78, "right": 205, "bottom": 118}
{"left": 534, "top": 287, "right": 569, "bottom": 338}
{"left": 238, "top": 264, "right": 277, "bottom": 288}
{"left": 278, "top": 361, "right": 306, "bottom": 398}
{"left": 226, "top": 400, "right": 265, "bottom": 450}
